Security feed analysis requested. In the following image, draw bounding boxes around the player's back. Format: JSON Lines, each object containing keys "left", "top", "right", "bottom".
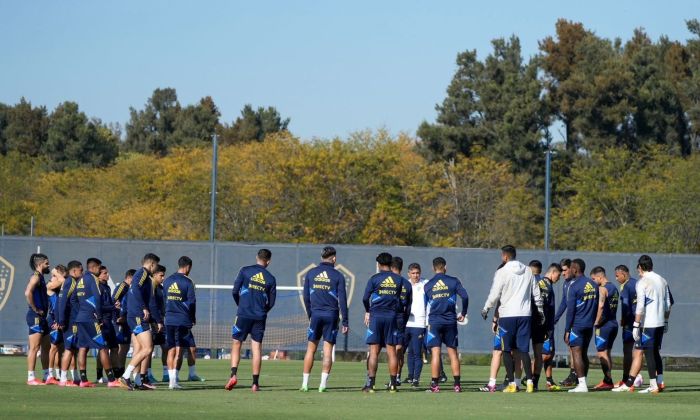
{"left": 126, "top": 268, "right": 152, "bottom": 318}
{"left": 305, "top": 263, "right": 344, "bottom": 315}
{"left": 636, "top": 272, "right": 669, "bottom": 328}
{"left": 569, "top": 276, "right": 598, "bottom": 328}
{"left": 619, "top": 277, "right": 637, "bottom": 326}
{"left": 164, "top": 273, "right": 196, "bottom": 327}
{"left": 493, "top": 260, "right": 534, "bottom": 318}
{"left": 57, "top": 277, "right": 78, "bottom": 326}
{"left": 601, "top": 282, "right": 619, "bottom": 325}
{"left": 396, "top": 277, "right": 412, "bottom": 322}
{"left": 234, "top": 264, "right": 277, "bottom": 320}
{"left": 424, "top": 273, "right": 467, "bottom": 325}
{"left": 364, "top": 271, "right": 402, "bottom": 317}
{"left": 75, "top": 272, "right": 101, "bottom": 322}
{"left": 99, "top": 282, "right": 114, "bottom": 322}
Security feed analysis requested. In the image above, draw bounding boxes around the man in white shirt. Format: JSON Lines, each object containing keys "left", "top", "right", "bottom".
{"left": 481, "top": 245, "right": 544, "bottom": 393}
{"left": 403, "top": 263, "right": 427, "bottom": 387}
{"left": 613, "top": 255, "right": 671, "bottom": 394}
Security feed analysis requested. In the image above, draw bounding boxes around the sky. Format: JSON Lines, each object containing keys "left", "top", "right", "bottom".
{"left": 0, "top": 0, "right": 697, "bottom": 140}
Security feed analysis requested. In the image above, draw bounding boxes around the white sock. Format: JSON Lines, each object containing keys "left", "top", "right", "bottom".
{"left": 189, "top": 365, "right": 196, "bottom": 377}
{"left": 123, "top": 365, "right": 135, "bottom": 379}
{"left": 656, "top": 374, "right": 663, "bottom": 384}
{"left": 320, "top": 372, "right": 329, "bottom": 388}
{"left": 578, "top": 377, "right": 587, "bottom": 387}
{"left": 169, "top": 369, "right": 177, "bottom": 386}
{"left": 488, "top": 378, "right": 496, "bottom": 387}
{"left": 54, "top": 368, "right": 60, "bottom": 378}
{"left": 302, "top": 373, "right": 310, "bottom": 388}
{"left": 60, "top": 370, "right": 67, "bottom": 382}
{"left": 515, "top": 378, "right": 521, "bottom": 388}
{"left": 28, "top": 371, "right": 35, "bottom": 381}
{"left": 650, "top": 378, "right": 658, "bottom": 388}
{"left": 526, "top": 379, "right": 533, "bottom": 385}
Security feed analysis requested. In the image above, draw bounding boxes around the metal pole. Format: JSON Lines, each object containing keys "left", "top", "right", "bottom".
{"left": 544, "top": 147, "right": 551, "bottom": 251}
{"left": 209, "top": 134, "right": 218, "bottom": 242}
{"left": 30, "top": 216, "right": 34, "bottom": 237}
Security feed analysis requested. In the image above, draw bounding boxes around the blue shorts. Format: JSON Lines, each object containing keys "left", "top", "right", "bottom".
{"left": 568, "top": 327, "right": 593, "bottom": 349}
{"left": 116, "top": 322, "right": 131, "bottom": 344}
{"left": 76, "top": 321, "right": 107, "bottom": 350}
{"left": 366, "top": 315, "right": 399, "bottom": 347}
{"left": 499, "top": 316, "right": 531, "bottom": 353}
{"left": 63, "top": 324, "right": 78, "bottom": 350}
{"left": 49, "top": 328, "right": 63, "bottom": 345}
{"left": 100, "top": 321, "right": 118, "bottom": 348}
{"left": 542, "top": 333, "right": 556, "bottom": 355}
{"left": 493, "top": 325, "right": 505, "bottom": 351}
{"left": 151, "top": 324, "right": 166, "bottom": 346}
{"left": 308, "top": 315, "right": 339, "bottom": 345}
{"left": 426, "top": 323, "right": 458, "bottom": 349}
{"left": 127, "top": 316, "right": 150, "bottom": 336}
{"left": 26, "top": 311, "right": 49, "bottom": 336}
{"left": 622, "top": 326, "right": 634, "bottom": 343}
{"left": 232, "top": 317, "right": 266, "bottom": 342}
{"left": 635, "top": 327, "right": 664, "bottom": 350}
{"left": 595, "top": 324, "right": 618, "bottom": 351}
{"left": 166, "top": 325, "right": 195, "bottom": 348}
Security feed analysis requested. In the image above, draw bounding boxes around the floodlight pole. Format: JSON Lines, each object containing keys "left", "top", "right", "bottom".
{"left": 209, "top": 134, "right": 218, "bottom": 242}
{"left": 544, "top": 142, "right": 552, "bottom": 251}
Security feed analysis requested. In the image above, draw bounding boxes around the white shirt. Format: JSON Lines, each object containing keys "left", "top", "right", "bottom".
{"left": 406, "top": 279, "right": 428, "bottom": 328}
{"left": 635, "top": 271, "right": 671, "bottom": 328}
{"left": 483, "top": 260, "right": 542, "bottom": 318}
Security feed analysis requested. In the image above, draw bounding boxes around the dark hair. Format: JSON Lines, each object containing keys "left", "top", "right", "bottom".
{"left": 99, "top": 265, "right": 108, "bottom": 273}
{"left": 559, "top": 258, "right": 572, "bottom": 268}
{"left": 154, "top": 264, "right": 166, "bottom": 274}
{"left": 178, "top": 256, "right": 193, "bottom": 268}
{"left": 548, "top": 263, "right": 562, "bottom": 272}
{"left": 257, "top": 249, "right": 272, "bottom": 261}
{"left": 433, "top": 257, "right": 447, "bottom": 271}
{"left": 528, "top": 260, "right": 542, "bottom": 271}
{"left": 590, "top": 266, "right": 606, "bottom": 276}
{"left": 391, "top": 256, "right": 403, "bottom": 271}
{"left": 572, "top": 258, "right": 586, "bottom": 274}
{"left": 86, "top": 257, "right": 102, "bottom": 267}
{"left": 143, "top": 253, "right": 160, "bottom": 264}
{"left": 407, "top": 262, "right": 421, "bottom": 272}
{"left": 638, "top": 255, "right": 653, "bottom": 272}
{"left": 321, "top": 246, "right": 336, "bottom": 259}
{"left": 376, "top": 252, "right": 393, "bottom": 266}
{"left": 29, "top": 253, "right": 48, "bottom": 270}
{"left": 501, "top": 245, "right": 516, "bottom": 259}
{"left": 54, "top": 264, "right": 67, "bottom": 275}
{"left": 67, "top": 260, "right": 82, "bottom": 271}
{"left": 125, "top": 269, "right": 136, "bottom": 278}
{"left": 615, "top": 265, "right": 629, "bottom": 273}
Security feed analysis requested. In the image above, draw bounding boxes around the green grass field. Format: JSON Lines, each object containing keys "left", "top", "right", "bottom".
{"left": 3, "top": 356, "right": 700, "bottom": 419}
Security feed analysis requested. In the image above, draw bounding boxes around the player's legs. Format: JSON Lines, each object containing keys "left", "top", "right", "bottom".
{"left": 230, "top": 339, "right": 242, "bottom": 371}
{"left": 386, "top": 344, "right": 398, "bottom": 376}
{"left": 26, "top": 332, "right": 43, "bottom": 382}
{"left": 446, "top": 346, "right": 460, "bottom": 386}
{"left": 489, "top": 349, "right": 502, "bottom": 381}
{"left": 430, "top": 346, "right": 442, "bottom": 381}
{"left": 301, "top": 339, "right": 319, "bottom": 390}
{"left": 570, "top": 347, "right": 585, "bottom": 378}
{"left": 367, "top": 344, "right": 380, "bottom": 378}
{"left": 396, "top": 342, "right": 404, "bottom": 382}
{"left": 251, "top": 339, "right": 262, "bottom": 375}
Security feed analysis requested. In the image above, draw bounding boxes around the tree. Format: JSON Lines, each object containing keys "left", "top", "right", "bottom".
{"left": 1, "top": 98, "right": 49, "bottom": 157}
{"left": 45, "top": 102, "right": 119, "bottom": 171}
{"left": 171, "top": 96, "right": 220, "bottom": 146}
{"left": 125, "top": 88, "right": 181, "bottom": 155}
{"left": 218, "top": 104, "right": 290, "bottom": 144}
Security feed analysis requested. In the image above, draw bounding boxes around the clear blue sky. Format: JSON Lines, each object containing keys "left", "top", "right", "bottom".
{"left": 0, "top": 1, "right": 696, "bottom": 140}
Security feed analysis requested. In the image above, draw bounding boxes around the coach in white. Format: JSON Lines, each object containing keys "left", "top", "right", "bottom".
{"left": 481, "top": 245, "right": 543, "bottom": 393}
{"left": 613, "top": 255, "right": 671, "bottom": 394}
{"left": 403, "top": 263, "right": 428, "bottom": 386}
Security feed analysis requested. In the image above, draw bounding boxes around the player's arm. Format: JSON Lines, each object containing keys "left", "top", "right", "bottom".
{"left": 148, "top": 283, "right": 163, "bottom": 324}
{"left": 457, "top": 281, "right": 469, "bottom": 317}
{"left": 481, "top": 271, "right": 503, "bottom": 317}
{"left": 56, "top": 284, "right": 67, "bottom": 328}
{"left": 24, "top": 273, "right": 43, "bottom": 315}
{"left": 594, "top": 286, "right": 607, "bottom": 327}
{"left": 553, "top": 282, "right": 569, "bottom": 325}
{"left": 266, "top": 276, "right": 277, "bottom": 312}
{"left": 338, "top": 275, "right": 349, "bottom": 329}
{"left": 403, "top": 282, "right": 413, "bottom": 319}
{"left": 565, "top": 284, "right": 577, "bottom": 333}
{"left": 187, "top": 280, "right": 197, "bottom": 325}
{"left": 131, "top": 272, "right": 147, "bottom": 314}
{"left": 89, "top": 277, "right": 103, "bottom": 323}
{"left": 362, "top": 279, "right": 373, "bottom": 326}
{"left": 232, "top": 270, "right": 244, "bottom": 305}
{"left": 302, "top": 274, "right": 312, "bottom": 319}
{"left": 101, "top": 287, "right": 115, "bottom": 313}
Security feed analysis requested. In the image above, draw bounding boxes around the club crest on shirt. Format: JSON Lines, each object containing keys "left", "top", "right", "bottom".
{"left": 0, "top": 256, "right": 15, "bottom": 311}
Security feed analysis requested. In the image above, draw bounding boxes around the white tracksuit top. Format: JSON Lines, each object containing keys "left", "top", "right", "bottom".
{"left": 482, "top": 260, "right": 542, "bottom": 318}
{"left": 635, "top": 271, "right": 671, "bottom": 328}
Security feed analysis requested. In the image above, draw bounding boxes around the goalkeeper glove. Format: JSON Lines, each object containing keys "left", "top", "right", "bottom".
{"left": 633, "top": 321, "right": 641, "bottom": 342}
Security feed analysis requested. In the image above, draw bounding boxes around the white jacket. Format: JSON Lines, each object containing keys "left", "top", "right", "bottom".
{"left": 406, "top": 279, "right": 428, "bottom": 328}
{"left": 483, "top": 260, "right": 542, "bottom": 318}
{"left": 635, "top": 271, "right": 671, "bottom": 328}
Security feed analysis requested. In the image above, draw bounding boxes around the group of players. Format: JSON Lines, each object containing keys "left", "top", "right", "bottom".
{"left": 24, "top": 253, "right": 202, "bottom": 390}
{"left": 24, "top": 245, "right": 672, "bottom": 394}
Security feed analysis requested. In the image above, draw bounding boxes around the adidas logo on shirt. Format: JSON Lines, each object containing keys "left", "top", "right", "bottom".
{"left": 314, "top": 271, "right": 331, "bottom": 282}
{"left": 77, "top": 279, "right": 85, "bottom": 289}
{"left": 432, "top": 279, "right": 448, "bottom": 291}
{"left": 583, "top": 282, "right": 595, "bottom": 293}
{"left": 251, "top": 272, "right": 266, "bottom": 284}
{"left": 168, "top": 282, "right": 181, "bottom": 294}
{"left": 380, "top": 277, "right": 397, "bottom": 288}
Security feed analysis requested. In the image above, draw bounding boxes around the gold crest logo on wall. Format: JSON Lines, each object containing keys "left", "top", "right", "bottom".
{"left": 0, "top": 256, "right": 15, "bottom": 311}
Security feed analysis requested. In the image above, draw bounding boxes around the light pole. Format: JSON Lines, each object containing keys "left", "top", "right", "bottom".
{"left": 544, "top": 141, "right": 552, "bottom": 251}
{"left": 209, "top": 134, "right": 218, "bottom": 242}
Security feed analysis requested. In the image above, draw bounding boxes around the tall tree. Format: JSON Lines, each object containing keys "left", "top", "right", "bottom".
{"left": 125, "top": 87, "right": 181, "bottom": 155}
{"left": 171, "top": 96, "right": 220, "bottom": 146}
{"left": 218, "top": 104, "right": 290, "bottom": 144}
{"left": 1, "top": 98, "right": 49, "bottom": 157}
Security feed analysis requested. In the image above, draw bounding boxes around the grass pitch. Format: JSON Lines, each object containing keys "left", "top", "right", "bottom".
{"left": 3, "top": 356, "right": 700, "bottom": 419}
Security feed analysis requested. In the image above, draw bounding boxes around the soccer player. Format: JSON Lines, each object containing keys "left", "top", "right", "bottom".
{"left": 391, "top": 256, "right": 412, "bottom": 387}
{"left": 424, "top": 257, "right": 469, "bottom": 393}
{"left": 164, "top": 256, "right": 197, "bottom": 390}
{"left": 226, "top": 249, "right": 277, "bottom": 392}
{"left": 113, "top": 269, "right": 135, "bottom": 378}
{"left": 25, "top": 253, "right": 51, "bottom": 385}
{"left": 532, "top": 263, "right": 562, "bottom": 391}
{"left": 564, "top": 258, "right": 598, "bottom": 393}
{"left": 75, "top": 257, "right": 118, "bottom": 387}
{"left": 361, "top": 252, "right": 403, "bottom": 393}
{"left": 613, "top": 255, "right": 672, "bottom": 394}
{"left": 613, "top": 264, "right": 643, "bottom": 388}
{"left": 529, "top": 260, "right": 543, "bottom": 280}
{"left": 147, "top": 264, "right": 167, "bottom": 384}
{"left": 57, "top": 260, "right": 82, "bottom": 387}
{"left": 590, "top": 266, "right": 619, "bottom": 390}
{"left": 46, "top": 265, "right": 68, "bottom": 385}
{"left": 119, "top": 253, "right": 161, "bottom": 390}
{"left": 403, "top": 263, "right": 427, "bottom": 387}
{"left": 96, "top": 265, "right": 120, "bottom": 384}
{"left": 553, "top": 258, "right": 577, "bottom": 386}
{"left": 300, "top": 246, "right": 349, "bottom": 392}
{"left": 482, "top": 246, "right": 542, "bottom": 393}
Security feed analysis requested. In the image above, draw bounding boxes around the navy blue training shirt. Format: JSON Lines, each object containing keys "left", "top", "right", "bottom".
{"left": 127, "top": 268, "right": 152, "bottom": 318}
{"left": 362, "top": 270, "right": 404, "bottom": 317}
{"left": 424, "top": 273, "right": 469, "bottom": 325}
{"left": 565, "top": 275, "right": 599, "bottom": 332}
{"left": 233, "top": 264, "right": 277, "bottom": 320}
{"left": 163, "top": 273, "right": 197, "bottom": 327}
{"left": 303, "top": 262, "right": 349, "bottom": 327}
{"left": 75, "top": 271, "right": 103, "bottom": 323}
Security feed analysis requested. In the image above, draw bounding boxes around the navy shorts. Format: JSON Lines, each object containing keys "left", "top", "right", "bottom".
{"left": 568, "top": 327, "right": 593, "bottom": 349}
{"left": 595, "top": 323, "right": 618, "bottom": 351}
{"left": 366, "top": 315, "right": 398, "bottom": 347}
{"left": 531, "top": 324, "right": 547, "bottom": 345}
{"left": 635, "top": 327, "right": 664, "bottom": 350}
{"left": 116, "top": 322, "right": 132, "bottom": 344}
{"left": 151, "top": 324, "right": 166, "bottom": 346}
{"left": 49, "top": 328, "right": 63, "bottom": 345}
{"left": 542, "top": 332, "right": 556, "bottom": 355}
{"left": 426, "top": 323, "right": 458, "bottom": 349}
{"left": 63, "top": 324, "right": 78, "bottom": 350}
{"left": 26, "top": 311, "right": 49, "bottom": 336}
{"left": 308, "top": 315, "right": 339, "bottom": 345}
{"left": 232, "top": 316, "right": 266, "bottom": 343}
{"left": 622, "top": 326, "right": 635, "bottom": 343}
{"left": 100, "top": 321, "right": 118, "bottom": 348}
{"left": 76, "top": 321, "right": 107, "bottom": 349}
{"left": 127, "top": 316, "right": 150, "bottom": 336}
{"left": 499, "top": 316, "right": 531, "bottom": 353}
{"left": 166, "top": 325, "right": 195, "bottom": 348}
